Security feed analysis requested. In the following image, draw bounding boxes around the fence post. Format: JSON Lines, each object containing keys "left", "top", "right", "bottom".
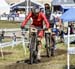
{"left": 22, "top": 34, "right": 26, "bottom": 56}
{"left": 0, "top": 35, "right": 4, "bottom": 59}
{"left": 67, "top": 27, "right": 70, "bottom": 69}
{"left": 12, "top": 33, "right": 16, "bottom": 48}
{"left": 0, "top": 43, "right": 4, "bottom": 59}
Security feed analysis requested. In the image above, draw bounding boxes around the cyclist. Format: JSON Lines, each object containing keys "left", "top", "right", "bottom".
{"left": 21, "top": 6, "right": 50, "bottom": 62}
{"left": 44, "top": 3, "right": 51, "bottom": 27}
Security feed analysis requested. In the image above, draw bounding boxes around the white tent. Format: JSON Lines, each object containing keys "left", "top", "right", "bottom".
{"left": 0, "top": 0, "right": 10, "bottom": 15}
{"left": 11, "top": 0, "right": 44, "bottom": 15}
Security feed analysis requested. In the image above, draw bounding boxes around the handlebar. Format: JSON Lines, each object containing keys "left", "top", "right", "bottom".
{"left": 21, "top": 26, "right": 51, "bottom": 36}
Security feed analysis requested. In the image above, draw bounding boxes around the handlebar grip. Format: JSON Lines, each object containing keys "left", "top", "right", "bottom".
{"left": 44, "top": 28, "right": 51, "bottom": 33}
{"left": 44, "top": 28, "right": 48, "bottom": 31}
{"left": 21, "top": 26, "right": 25, "bottom": 30}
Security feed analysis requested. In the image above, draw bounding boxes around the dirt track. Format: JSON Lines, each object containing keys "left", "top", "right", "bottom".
{"left": 2, "top": 49, "right": 67, "bottom": 69}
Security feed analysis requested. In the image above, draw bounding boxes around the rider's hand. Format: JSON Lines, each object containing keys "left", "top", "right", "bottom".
{"left": 44, "top": 28, "right": 48, "bottom": 31}
{"left": 21, "top": 26, "right": 24, "bottom": 29}
{"left": 48, "top": 28, "right": 51, "bottom": 33}
{"left": 21, "top": 26, "right": 25, "bottom": 36}
{"left": 44, "top": 28, "right": 51, "bottom": 33}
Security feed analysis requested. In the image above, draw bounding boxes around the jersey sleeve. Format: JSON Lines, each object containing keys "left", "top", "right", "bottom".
{"left": 21, "top": 12, "right": 32, "bottom": 27}
{"left": 41, "top": 12, "right": 50, "bottom": 28}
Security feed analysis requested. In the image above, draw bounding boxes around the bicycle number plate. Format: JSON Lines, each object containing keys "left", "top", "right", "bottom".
{"left": 30, "top": 27, "right": 37, "bottom": 32}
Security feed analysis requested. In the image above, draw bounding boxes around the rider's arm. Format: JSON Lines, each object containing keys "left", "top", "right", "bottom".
{"left": 41, "top": 12, "right": 50, "bottom": 28}
{"left": 21, "top": 12, "right": 32, "bottom": 27}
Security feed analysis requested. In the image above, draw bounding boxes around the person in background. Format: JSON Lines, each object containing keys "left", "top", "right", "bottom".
{"left": 69, "top": 23, "right": 74, "bottom": 34}
{"left": 1, "top": 30, "right": 5, "bottom": 39}
{"left": 12, "top": 33, "right": 16, "bottom": 42}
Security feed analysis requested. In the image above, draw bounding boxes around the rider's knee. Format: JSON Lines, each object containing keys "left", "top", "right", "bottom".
{"left": 37, "top": 36, "right": 41, "bottom": 41}
{"left": 37, "top": 37, "right": 41, "bottom": 46}
{"left": 37, "top": 36, "right": 42, "bottom": 48}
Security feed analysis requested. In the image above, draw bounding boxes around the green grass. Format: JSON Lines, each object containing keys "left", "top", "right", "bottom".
{"left": 70, "top": 55, "right": 75, "bottom": 65}
{"left": 0, "top": 44, "right": 29, "bottom": 65}
{"left": 0, "top": 20, "right": 21, "bottom": 28}
{"left": 2, "top": 38, "right": 12, "bottom": 42}
{"left": 70, "top": 43, "right": 75, "bottom": 65}
{"left": 0, "top": 42, "right": 68, "bottom": 69}
{"left": 0, "top": 43, "right": 66, "bottom": 63}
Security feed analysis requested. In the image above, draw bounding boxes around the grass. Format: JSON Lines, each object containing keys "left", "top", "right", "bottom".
{"left": 0, "top": 44, "right": 29, "bottom": 65}
{"left": 0, "top": 20, "right": 21, "bottom": 28}
{"left": 2, "top": 38, "right": 12, "bottom": 42}
{"left": 0, "top": 43, "right": 67, "bottom": 66}
{"left": 0, "top": 42, "right": 68, "bottom": 69}
{"left": 70, "top": 43, "right": 75, "bottom": 65}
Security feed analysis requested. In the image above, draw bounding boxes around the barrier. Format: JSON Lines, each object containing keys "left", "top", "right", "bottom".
{"left": 0, "top": 29, "right": 29, "bottom": 59}
{"left": 0, "top": 38, "right": 29, "bottom": 59}
{"left": 0, "top": 28, "right": 21, "bottom": 32}
{"left": 64, "top": 34, "right": 75, "bottom": 44}
{"left": 68, "top": 47, "right": 75, "bottom": 54}
{"left": 0, "top": 40, "right": 22, "bottom": 59}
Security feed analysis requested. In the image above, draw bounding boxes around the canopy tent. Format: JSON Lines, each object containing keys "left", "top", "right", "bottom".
{"left": 0, "top": 0, "right": 10, "bottom": 15}
{"left": 60, "top": 4, "right": 75, "bottom": 12}
{"left": 10, "top": 0, "right": 44, "bottom": 15}
{"left": 60, "top": 8, "right": 75, "bottom": 22}
{"left": 52, "top": 0, "right": 75, "bottom": 5}
{"left": 11, "top": 0, "right": 44, "bottom": 9}
{"left": 61, "top": 4, "right": 75, "bottom": 9}
{"left": 51, "top": 0, "right": 75, "bottom": 12}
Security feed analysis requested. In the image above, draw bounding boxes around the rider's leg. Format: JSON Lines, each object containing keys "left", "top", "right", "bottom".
{"left": 37, "top": 37, "right": 42, "bottom": 61}
{"left": 37, "top": 30, "right": 44, "bottom": 61}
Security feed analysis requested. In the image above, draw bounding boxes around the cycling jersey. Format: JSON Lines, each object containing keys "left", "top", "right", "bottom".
{"left": 21, "top": 12, "right": 50, "bottom": 37}
{"left": 21, "top": 12, "right": 50, "bottom": 28}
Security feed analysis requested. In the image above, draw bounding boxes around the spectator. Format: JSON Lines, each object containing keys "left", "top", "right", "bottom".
{"left": 69, "top": 23, "right": 74, "bottom": 34}
{"left": 1, "top": 30, "right": 5, "bottom": 39}
{"left": 12, "top": 33, "right": 16, "bottom": 41}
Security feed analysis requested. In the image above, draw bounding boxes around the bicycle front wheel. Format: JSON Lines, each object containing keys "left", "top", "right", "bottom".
{"left": 45, "top": 33, "right": 51, "bottom": 57}
{"left": 29, "top": 32, "right": 37, "bottom": 64}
